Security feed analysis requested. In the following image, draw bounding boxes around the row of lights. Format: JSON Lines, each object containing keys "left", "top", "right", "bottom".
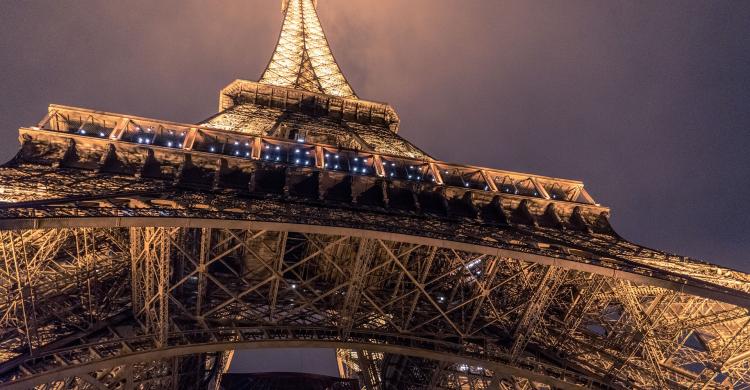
{"left": 133, "top": 128, "right": 187, "bottom": 148}
{"left": 500, "top": 185, "right": 539, "bottom": 197}
{"left": 122, "top": 133, "right": 553, "bottom": 198}
{"left": 323, "top": 153, "right": 372, "bottom": 175}
{"left": 78, "top": 129, "right": 108, "bottom": 138}
{"left": 72, "top": 123, "right": 555, "bottom": 197}
{"left": 443, "top": 169, "right": 491, "bottom": 189}
{"left": 383, "top": 162, "right": 435, "bottom": 182}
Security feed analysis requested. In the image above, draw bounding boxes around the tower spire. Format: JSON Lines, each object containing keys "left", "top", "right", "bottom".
{"left": 261, "top": 0, "right": 357, "bottom": 99}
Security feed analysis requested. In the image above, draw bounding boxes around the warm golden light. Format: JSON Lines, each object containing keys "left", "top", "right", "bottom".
{"left": 260, "top": 0, "right": 357, "bottom": 98}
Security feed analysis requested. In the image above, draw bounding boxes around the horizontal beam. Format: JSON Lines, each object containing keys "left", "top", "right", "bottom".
{"left": 26, "top": 105, "right": 594, "bottom": 205}
{"left": 0, "top": 216, "right": 747, "bottom": 308}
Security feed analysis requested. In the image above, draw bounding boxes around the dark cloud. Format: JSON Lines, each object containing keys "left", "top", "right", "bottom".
{"left": 0, "top": 0, "right": 748, "bottom": 271}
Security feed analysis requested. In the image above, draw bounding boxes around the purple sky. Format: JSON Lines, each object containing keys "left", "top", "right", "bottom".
{"left": 0, "top": 0, "right": 748, "bottom": 272}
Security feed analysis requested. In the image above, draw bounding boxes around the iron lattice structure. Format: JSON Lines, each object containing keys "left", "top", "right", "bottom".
{"left": 1, "top": 1, "right": 749, "bottom": 389}
{"left": 260, "top": 0, "right": 357, "bottom": 98}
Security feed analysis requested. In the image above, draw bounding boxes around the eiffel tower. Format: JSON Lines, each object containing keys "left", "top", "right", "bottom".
{"left": 0, "top": 1, "right": 748, "bottom": 389}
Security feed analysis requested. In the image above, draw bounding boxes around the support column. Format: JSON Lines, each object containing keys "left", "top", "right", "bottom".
{"left": 130, "top": 227, "right": 173, "bottom": 347}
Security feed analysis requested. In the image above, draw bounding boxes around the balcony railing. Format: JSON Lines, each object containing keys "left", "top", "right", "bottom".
{"left": 33, "top": 104, "right": 598, "bottom": 206}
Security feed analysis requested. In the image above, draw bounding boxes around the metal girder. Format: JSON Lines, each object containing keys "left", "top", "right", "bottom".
{"left": 0, "top": 0, "right": 745, "bottom": 388}
{"left": 0, "top": 225, "right": 748, "bottom": 389}
{"left": 260, "top": 0, "right": 357, "bottom": 98}
{"left": 130, "top": 227, "right": 174, "bottom": 347}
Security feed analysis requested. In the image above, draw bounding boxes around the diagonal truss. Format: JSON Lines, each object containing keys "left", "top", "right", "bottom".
{"left": 260, "top": 0, "right": 357, "bottom": 98}
{"left": 0, "top": 1, "right": 748, "bottom": 389}
{"left": 0, "top": 225, "right": 749, "bottom": 389}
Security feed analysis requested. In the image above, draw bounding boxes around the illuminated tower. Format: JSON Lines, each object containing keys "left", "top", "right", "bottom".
{"left": 261, "top": 0, "right": 356, "bottom": 98}
{"left": 0, "top": 1, "right": 749, "bottom": 389}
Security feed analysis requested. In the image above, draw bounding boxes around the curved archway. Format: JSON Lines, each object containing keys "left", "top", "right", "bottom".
{"left": 0, "top": 219, "right": 748, "bottom": 389}
{"left": 2, "top": 327, "right": 608, "bottom": 390}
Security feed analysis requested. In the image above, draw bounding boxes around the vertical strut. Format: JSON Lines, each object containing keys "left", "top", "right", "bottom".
{"left": 130, "top": 227, "right": 172, "bottom": 347}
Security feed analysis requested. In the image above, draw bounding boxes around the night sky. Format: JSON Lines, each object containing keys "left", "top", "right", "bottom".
{"left": 0, "top": 0, "right": 748, "bottom": 273}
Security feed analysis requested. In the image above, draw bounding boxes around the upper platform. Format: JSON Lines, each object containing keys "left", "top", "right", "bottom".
{"left": 204, "top": 80, "right": 430, "bottom": 160}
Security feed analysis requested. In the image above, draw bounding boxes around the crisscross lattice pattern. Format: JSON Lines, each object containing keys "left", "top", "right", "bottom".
{"left": 260, "top": 0, "right": 357, "bottom": 98}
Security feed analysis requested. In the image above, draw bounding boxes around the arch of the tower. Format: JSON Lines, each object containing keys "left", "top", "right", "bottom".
{"left": 1, "top": 219, "right": 749, "bottom": 389}
{"left": 1, "top": 332, "right": 605, "bottom": 390}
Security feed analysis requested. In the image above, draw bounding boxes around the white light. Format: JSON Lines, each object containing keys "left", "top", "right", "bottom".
{"left": 334, "top": 165, "right": 339, "bottom": 169}
{"left": 408, "top": 175, "right": 412, "bottom": 179}
{"left": 234, "top": 141, "right": 239, "bottom": 145}
{"left": 391, "top": 163, "right": 395, "bottom": 167}
{"left": 145, "top": 139, "right": 150, "bottom": 144}
{"left": 325, "top": 154, "right": 330, "bottom": 158}
{"left": 335, "top": 155, "right": 339, "bottom": 159}
{"left": 305, "top": 151, "right": 310, "bottom": 155}
{"left": 265, "top": 155, "right": 270, "bottom": 159}
{"left": 178, "top": 143, "right": 183, "bottom": 147}
{"left": 275, "top": 146, "right": 280, "bottom": 150}
{"left": 80, "top": 130, "right": 87, "bottom": 135}
{"left": 353, "top": 167, "right": 358, "bottom": 172}
{"left": 354, "top": 157, "right": 358, "bottom": 162}
{"left": 245, "top": 142, "right": 250, "bottom": 146}
{"left": 304, "top": 161, "right": 309, "bottom": 165}
{"left": 245, "top": 152, "right": 250, "bottom": 157}
{"left": 99, "top": 132, "right": 105, "bottom": 137}
{"left": 235, "top": 151, "right": 240, "bottom": 156}
{"left": 297, "top": 138, "right": 305, "bottom": 142}
{"left": 291, "top": 284, "right": 297, "bottom": 289}
{"left": 210, "top": 147, "right": 215, "bottom": 152}
{"left": 137, "top": 137, "right": 143, "bottom": 143}
{"left": 275, "top": 157, "right": 280, "bottom": 161}
{"left": 167, "top": 141, "right": 173, "bottom": 147}
{"left": 266, "top": 145, "right": 270, "bottom": 149}
{"left": 467, "top": 259, "right": 482, "bottom": 269}
{"left": 295, "top": 159, "right": 300, "bottom": 163}
{"left": 390, "top": 173, "right": 394, "bottom": 177}
{"left": 417, "top": 176, "right": 421, "bottom": 180}
{"left": 295, "top": 149, "right": 300, "bottom": 153}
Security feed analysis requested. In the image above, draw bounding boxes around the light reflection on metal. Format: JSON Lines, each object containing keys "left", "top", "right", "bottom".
{"left": 260, "top": 0, "right": 357, "bottom": 98}
{"left": 0, "top": 0, "right": 749, "bottom": 389}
